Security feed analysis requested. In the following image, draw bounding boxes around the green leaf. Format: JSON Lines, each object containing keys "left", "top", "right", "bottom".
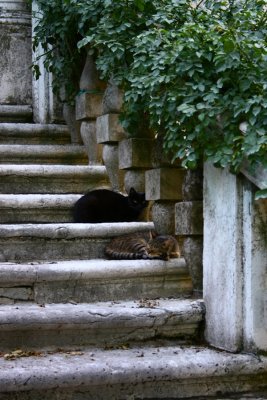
{"left": 223, "top": 38, "right": 235, "bottom": 53}
{"left": 134, "top": 0, "right": 145, "bottom": 11}
{"left": 255, "top": 189, "right": 267, "bottom": 200}
{"left": 77, "top": 36, "right": 92, "bottom": 49}
{"left": 32, "top": 0, "right": 267, "bottom": 172}
{"left": 198, "top": 113, "right": 205, "bottom": 121}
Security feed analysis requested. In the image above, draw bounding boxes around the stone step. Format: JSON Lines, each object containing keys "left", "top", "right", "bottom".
{"left": 0, "top": 222, "right": 154, "bottom": 262}
{"left": 0, "top": 299, "right": 203, "bottom": 350}
{"left": 0, "top": 258, "right": 192, "bottom": 304}
{"left": 0, "top": 194, "right": 81, "bottom": 223}
{"left": 0, "top": 345, "right": 266, "bottom": 399}
{"left": 0, "top": 144, "right": 88, "bottom": 164}
{"left": 0, "top": 164, "right": 108, "bottom": 194}
{"left": 0, "top": 123, "right": 70, "bottom": 144}
{"left": 0, "top": 105, "right": 32, "bottom": 122}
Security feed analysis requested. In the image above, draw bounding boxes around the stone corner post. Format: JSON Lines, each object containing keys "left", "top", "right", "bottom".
{"left": 203, "top": 162, "right": 267, "bottom": 353}
{"left": 0, "top": 0, "right": 32, "bottom": 120}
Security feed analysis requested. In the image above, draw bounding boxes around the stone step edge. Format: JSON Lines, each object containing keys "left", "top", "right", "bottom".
{"left": 0, "top": 165, "right": 107, "bottom": 176}
{"left": 0, "top": 145, "right": 87, "bottom": 155}
{"left": 0, "top": 222, "right": 154, "bottom": 239}
{"left": 0, "top": 105, "right": 32, "bottom": 122}
{"left": 0, "top": 165, "right": 109, "bottom": 195}
{"left": 0, "top": 258, "right": 187, "bottom": 285}
{"left": 0, "top": 194, "right": 81, "bottom": 208}
{"left": 0, "top": 122, "right": 68, "bottom": 134}
{"left": 0, "top": 258, "right": 191, "bottom": 306}
{"left": 0, "top": 123, "right": 71, "bottom": 144}
{"left": 0, "top": 145, "right": 88, "bottom": 164}
{"left": 0, "top": 345, "right": 266, "bottom": 395}
{"left": 0, "top": 299, "right": 204, "bottom": 332}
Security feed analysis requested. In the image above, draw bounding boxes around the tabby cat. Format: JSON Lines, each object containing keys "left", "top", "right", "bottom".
{"left": 105, "top": 231, "right": 180, "bottom": 261}
{"left": 73, "top": 187, "right": 148, "bottom": 223}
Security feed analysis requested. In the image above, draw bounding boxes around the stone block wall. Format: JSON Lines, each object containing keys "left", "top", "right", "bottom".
{"left": 119, "top": 138, "right": 154, "bottom": 193}
{"left": 177, "top": 170, "right": 203, "bottom": 294}
{"left": 145, "top": 165, "right": 203, "bottom": 293}
{"left": 0, "top": 0, "right": 32, "bottom": 106}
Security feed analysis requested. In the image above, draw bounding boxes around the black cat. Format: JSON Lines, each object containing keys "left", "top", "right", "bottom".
{"left": 73, "top": 187, "right": 148, "bottom": 223}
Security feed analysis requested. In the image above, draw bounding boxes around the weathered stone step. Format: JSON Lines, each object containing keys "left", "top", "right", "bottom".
{"left": 0, "top": 123, "right": 70, "bottom": 144}
{"left": 0, "top": 222, "right": 154, "bottom": 262}
{"left": 0, "top": 345, "right": 266, "bottom": 399}
{"left": 0, "top": 105, "right": 32, "bottom": 122}
{"left": 175, "top": 394, "right": 267, "bottom": 399}
{"left": 0, "top": 194, "right": 80, "bottom": 223}
{"left": 0, "top": 144, "right": 88, "bottom": 164}
{"left": 0, "top": 258, "right": 192, "bottom": 304}
{"left": 0, "top": 164, "right": 108, "bottom": 194}
{"left": 0, "top": 299, "right": 203, "bottom": 350}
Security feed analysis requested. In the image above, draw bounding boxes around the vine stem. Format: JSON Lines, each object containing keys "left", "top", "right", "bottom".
{"left": 195, "top": 0, "right": 206, "bottom": 9}
{"left": 258, "top": 9, "right": 267, "bottom": 28}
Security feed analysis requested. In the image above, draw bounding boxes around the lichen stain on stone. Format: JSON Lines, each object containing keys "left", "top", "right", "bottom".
{"left": 254, "top": 199, "right": 267, "bottom": 246}
{"left": 0, "top": 33, "right": 11, "bottom": 55}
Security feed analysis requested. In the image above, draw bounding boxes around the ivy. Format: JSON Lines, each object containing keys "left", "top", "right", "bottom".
{"left": 33, "top": 0, "right": 267, "bottom": 172}
{"left": 32, "top": 0, "right": 104, "bottom": 102}
{"left": 255, "top": 189, "right": 267, "bottom": 200}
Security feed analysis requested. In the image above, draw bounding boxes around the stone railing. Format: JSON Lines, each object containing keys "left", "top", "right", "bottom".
{"left": 75, "top": 56, "right": 204, "bottom": 294}
{"left": 77, "top": 55, "right": 266, "bottom": 353}
{"left": 240, "top": 160, "right": 267, "bottom": 190}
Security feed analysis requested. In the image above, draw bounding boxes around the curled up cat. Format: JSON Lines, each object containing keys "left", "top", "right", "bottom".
{"left": 73, "top": 187, "right": 148, "bottom": 223}
{"left": 105, "top": 231, "right": 180, "bottom": 261}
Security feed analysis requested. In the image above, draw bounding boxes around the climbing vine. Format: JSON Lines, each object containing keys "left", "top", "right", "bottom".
{"left": 32, "top": 0, "right": 101, "bottom": 102}
{"left": 33, "top": 0, "right": 267, "bottom": 172}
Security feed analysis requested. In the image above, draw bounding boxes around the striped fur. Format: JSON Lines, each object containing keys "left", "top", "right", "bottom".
{"left": 148, "top": 235, "right": 180, "bottom": 261}
{"left": 105, "top": 232, "right": 152, "bottom": 260}
{"left": 105, "top": 231, "right": 180, "bottom": 261}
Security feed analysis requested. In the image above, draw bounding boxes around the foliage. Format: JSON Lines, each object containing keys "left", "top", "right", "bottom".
{"left": 32, "top": 0, "right": 103, "bottom": 102}
{"left": 33, "top": 0, "right": 267, "bottom": 171}
{"left": 255, "top": 189, "right": 267, "bottom": 199}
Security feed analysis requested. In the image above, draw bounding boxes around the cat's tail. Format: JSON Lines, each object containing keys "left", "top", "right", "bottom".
{"left": 105, "top": 248, "right": 150, "bottom": 260}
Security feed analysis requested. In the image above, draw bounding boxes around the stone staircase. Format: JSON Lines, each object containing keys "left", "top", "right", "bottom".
{"left": 0, "top": 121, "right": 267, "bottom": 400}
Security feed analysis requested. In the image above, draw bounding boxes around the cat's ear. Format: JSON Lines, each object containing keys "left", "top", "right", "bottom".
{"left": 129, "top": 187, "right": 136, "bottom": 196}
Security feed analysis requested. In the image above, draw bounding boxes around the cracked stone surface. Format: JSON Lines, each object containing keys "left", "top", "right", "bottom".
{"left": 0, "top": 258, "right": 192, "bottom": 303}
{"left": 0, "top": 346, "right": 266, "bottom": 399}
{"left": 0, "top": 299, "right": 204, "bottom": 350}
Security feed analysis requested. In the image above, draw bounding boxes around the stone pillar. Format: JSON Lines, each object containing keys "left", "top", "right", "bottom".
{"left": 102, "top": 80, "right": 123, "bottom": 115}
{"left": 90, "top": 80, "right": 124, "bottom": 192}
{"left": 0, "top": 0, "right": 32, "bottom": 109}
{"left": 175, "top": 169, "right": 203, "bottom": 294}
{"left": 32, "top": 1, "right": 66, "bottom": 124}
{"left": 203, "top": 163, "right": 243, "bottom": 352}
{"left": 75, "top": 54, "right": 106, "bottom": 159}
{"left": 97, "top": 113, "right": 125, "bottom": 191}
{"left": 242, "top": 183, "right": 267, "bottom": 352}
{"left": 202, "top": 162, "right": 267, "bottom": 352}
{"left": 74, "top": 54, "right": 106, "bottom": 147}
{"left": 76, "top": 91, "right": 104, "bottom": 163}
